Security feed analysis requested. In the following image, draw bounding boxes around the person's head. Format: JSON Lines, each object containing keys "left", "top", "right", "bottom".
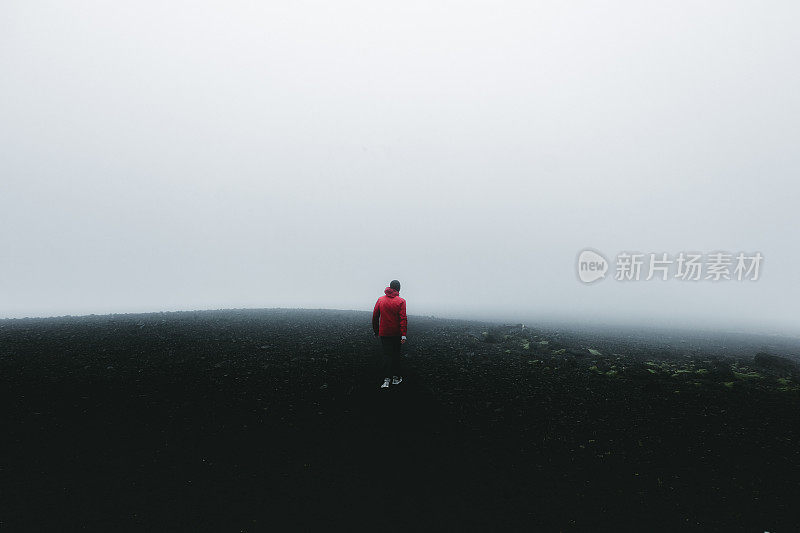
{"left": 389, "top": 279, "right": 401, "bottom": 291}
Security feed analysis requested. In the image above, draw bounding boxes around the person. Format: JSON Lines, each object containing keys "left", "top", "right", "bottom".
{"left": 372, "top": 279, "right": 407, "bottom": 389}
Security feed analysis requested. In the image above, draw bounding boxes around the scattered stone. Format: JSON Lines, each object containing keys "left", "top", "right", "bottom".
{"left": 732, "top": 368, "right": 764, "bottom": 380}
{"left": 753, "top": 353, "right": 799, "bottom": 375}
{"left": 482, "top": 332, "right": 498, "bottom": 343}
{"left": 567, "top": 348, "right": 588, "bottom": 357}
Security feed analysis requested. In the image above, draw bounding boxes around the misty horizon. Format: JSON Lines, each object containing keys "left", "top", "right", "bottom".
{"left": 2, "top": 1, "right": 798, "bottom": 334}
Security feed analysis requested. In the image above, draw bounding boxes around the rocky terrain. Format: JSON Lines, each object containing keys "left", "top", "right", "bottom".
{"left": 2, "top": 308, "right": 799, "bottom": 531}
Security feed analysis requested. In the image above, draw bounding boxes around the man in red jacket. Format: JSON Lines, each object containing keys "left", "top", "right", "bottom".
{"left": 372, "top": 279, "right": 407, "bottom": 389}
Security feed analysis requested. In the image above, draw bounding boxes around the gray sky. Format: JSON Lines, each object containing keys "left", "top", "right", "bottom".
{"left": 2, "top": 1, "right": 798, "bottom": 334}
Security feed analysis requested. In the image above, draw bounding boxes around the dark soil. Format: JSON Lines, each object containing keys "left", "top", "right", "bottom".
{"left": 2, "top": 309, "right": 799, "bottom": 531}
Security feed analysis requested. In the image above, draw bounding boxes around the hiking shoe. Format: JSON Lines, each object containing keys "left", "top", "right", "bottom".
{"left": 380, "top": 378, "right": 390, "bottom": 389}
{"left": 392, "top": 376, "right": 403, "bottom": 385}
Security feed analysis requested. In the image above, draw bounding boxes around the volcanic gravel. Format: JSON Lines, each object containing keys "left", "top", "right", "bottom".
{"left": 2, "top": 308, "right": 799, "bottom": 531}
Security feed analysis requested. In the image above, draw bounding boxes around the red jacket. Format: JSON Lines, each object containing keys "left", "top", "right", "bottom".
{"left": 372, "top": 287, "right": 407, "bottom": 336}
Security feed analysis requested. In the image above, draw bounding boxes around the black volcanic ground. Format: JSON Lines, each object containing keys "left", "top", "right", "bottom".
{"left": 2, "top": 309, "right": 799, "bottom": 531}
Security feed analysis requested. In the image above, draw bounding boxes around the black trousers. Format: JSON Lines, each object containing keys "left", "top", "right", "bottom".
{"left": 379, "top": 336, "right": 403, "bottom": 378}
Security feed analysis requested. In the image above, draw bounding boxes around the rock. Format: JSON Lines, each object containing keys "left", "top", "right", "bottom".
{"left": 753, "top": 353, "right": 799, "bottom": 375}
{"left": 566, "top": 348, "right": 589, "bottom": 357}
{"left": 624, "top": 365, "right": 654, "bottom": 379}
{"left": 500, "top": 324, "right": 526, "bottom": 336}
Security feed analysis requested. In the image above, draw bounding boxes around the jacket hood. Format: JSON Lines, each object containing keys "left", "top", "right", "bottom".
{"left": 384, "top": 287, "right": 399, "bottom": 298}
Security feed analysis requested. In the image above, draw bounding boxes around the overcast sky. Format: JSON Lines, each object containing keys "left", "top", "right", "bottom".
{"left": 1, "top": 1, "right": 798, "bottom": 333}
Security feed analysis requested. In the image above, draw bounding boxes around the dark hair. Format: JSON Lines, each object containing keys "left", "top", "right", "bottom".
{"left": 390, "top": 280, "right": 401, "bottom": 291}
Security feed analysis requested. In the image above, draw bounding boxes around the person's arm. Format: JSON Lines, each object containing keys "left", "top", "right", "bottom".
{"left": 399, "top": 300, "right": 407, "bottom": 342}
{"left": 372, "top": 299, "right": 381, "bottom": 336}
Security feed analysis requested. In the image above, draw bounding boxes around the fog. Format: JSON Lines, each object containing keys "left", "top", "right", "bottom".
{"left": 2, "top": 1, "right": 798, "bottom": 334}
